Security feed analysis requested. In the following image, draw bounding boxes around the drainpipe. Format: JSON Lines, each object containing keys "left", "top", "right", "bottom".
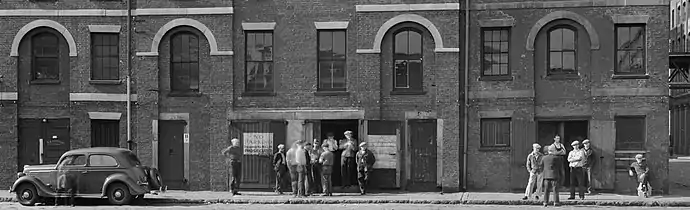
{"left": 462, "top": 0, "right": 470, "bottom": 190}
{"left": 126, "top": 0, "right": 133, "bottom": 151}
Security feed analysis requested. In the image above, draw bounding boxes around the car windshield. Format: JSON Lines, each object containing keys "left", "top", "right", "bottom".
{"left": 127, "top": 152, "right": 141, "bottom": 166}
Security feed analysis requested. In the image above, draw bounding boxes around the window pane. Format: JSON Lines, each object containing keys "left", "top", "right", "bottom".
{"left": 262, "top": 62, "right": 274, "bottom": 90}
{"left": 394, "top": 60, "right": 408, "bottom": 88}
{"left": 562, "top": 52, "right": 576, "bottom": 71}
{"left": 108, "top": 45, "right": 118, "bottom": 57}
{"left": 172, "top": 63, "right": 190, "bottom": 91}
{"left": 630, "top": 26, "right": 645, "bottom": 49}
{"left": 492, "top": 30, "right": 501, "bottom": 42}
{"left": 408, "top": 59, "right": 423, "bottom": 89}
{"left": 332, "top": 61, "right": 346, "bottom": 89}
{"left": 318, "top": 61, "right": 333, "bottom": 89}
{"left": 617, "top": 27, "right": 630, "bottom": 49}
{"left": 483, "top": 30, "right": 493, "bottom": 42}
{"left": 549, "top": 29, "right": 563, "bottom": 50}
{"left": 562, "top": 29, "right": 575, "bottom": 50}
{"left": 246, "top": 33, "right": 259, "bottom": 61}
{"left": 490, "top": 64, "right": 501, "bottom": 75}
{"left": 483, "top": 42, "right": 493, "bottom": 53}
{"left": 631, "top": 50, "right": 645, "bottom": 73}
{"left": 408, "top": 31, "right": 422, "bottom": 56}
{"left": 491, "top": 42, "right": 501, "bottom": 54}
{"left": 264, "top": 33, "right": 273, "bottom": 51}
{"left": 72, "top": 155, "right": 86, "bottom": 166}
{"left": 500, "top": 41, "right": 509, "bottom": 53}
{"left": 93, "top": 57, "right": 104, "bottom": 79}
{"left": 499, "top": 64, "right": 509, "bottom": 75}
{"left": 190, "top": 62, "right": 199, "bottom": 90}
{"left": 499, "top": 53, "right": 509, "bottom": 65}
{"left": 616, "top": 51, "right": 631, "bottom": 73}
{"left": 491, "top": 54, "right": 501, "bottom": 64}
{"left": 395, "top": 31, "right": 408, "bottom": 55}
{"left": 333, "top": 31, "right": 346, "bottom": 59}
{"left": 481, "top": 119, "right": 511, "bottom": 147}
{"left": 549, "top": 52, "right": 562, "bottom": 71}
{"left": 189, "top": 36, "right": 199, "bottom": 62}
{"left": 246, "top": 62, "right": 260, "bottom": 90}
{"left": 318, "top": 31, "right": 333, "bottom": 60}
{"left": 34, "top": 57, "right": 59, "bottom": 79}
{"left": 89, "top": 155, "right": 118, "bottom": 167}
{"left": 500, "top": 29, "right": 509, "bottom": 41}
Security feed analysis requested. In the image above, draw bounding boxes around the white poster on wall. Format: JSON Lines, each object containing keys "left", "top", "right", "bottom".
{"left": 367, "top": 135, "right": 398, "bottom": 169}
{"left": 243, "top": 133, "right": 273, "bottom": 155}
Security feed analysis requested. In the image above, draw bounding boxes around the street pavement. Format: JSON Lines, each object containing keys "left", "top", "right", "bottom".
{"left": 0, "top": 203, "right": 689, "bottom": 210}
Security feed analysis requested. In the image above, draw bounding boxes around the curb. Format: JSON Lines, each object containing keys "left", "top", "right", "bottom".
{"left": 3, "top": 197, "right": 690, "bottom": 207}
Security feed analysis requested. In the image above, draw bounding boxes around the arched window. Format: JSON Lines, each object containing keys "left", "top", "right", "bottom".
{"left": 32, "top": 32, "right": 60, "bottom": 81}
{"left": 547, "top": 26, "right": 577, "bottom": 75}
{"left": 170, "top": 32, "right": 200, "bottom": 93}
{"left": 393, "top": 28, "right": 423, "bottom": 91}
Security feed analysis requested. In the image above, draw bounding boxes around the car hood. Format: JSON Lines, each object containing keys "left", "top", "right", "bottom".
{"left": 23, "top": 164, "right": 57, "bottom": 171}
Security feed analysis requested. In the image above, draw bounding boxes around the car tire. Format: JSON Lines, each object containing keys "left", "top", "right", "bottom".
{"left": 148, "top": 168, "right": 163, "bottom": 191}
{"left": 106, "top": 183, "right": 132, "bottom": 205}
{"left": 16, "top": 183, "right": 39, "bottom": 206}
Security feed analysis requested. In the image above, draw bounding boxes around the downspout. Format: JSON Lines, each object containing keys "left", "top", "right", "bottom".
{"left": 126, "top": 0, "right": 133, "bottom": 151}
{"left": 462, "top": 0, "right": 470, "bottom": 190}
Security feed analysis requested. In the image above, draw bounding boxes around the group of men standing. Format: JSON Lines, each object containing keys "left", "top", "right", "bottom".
{"left": 273, "top": 130, "right": 377, "bottom": 197}
{"left": 522, "top": 136, "right": 595, "bottom": 206}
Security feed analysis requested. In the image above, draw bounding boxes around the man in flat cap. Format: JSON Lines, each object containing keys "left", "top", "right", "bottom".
{"left": 340, "top": 130, "right": 358, "bottom": 189}
{"left": 567, "top": 141, "right": 586, "bottom": 200}
{"left": 629, "top": 154, "right": 651, "bottom": 197}
{"left": 356, "top": 142, "right": 376, "bottom": 195}
{"left": 522, "top": 143, "right": 544, "bottom": 200}
{"left": 581, "top": 139, "right": 594, "bottom": 194}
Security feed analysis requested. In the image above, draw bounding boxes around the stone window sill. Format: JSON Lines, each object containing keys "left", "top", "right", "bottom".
{"left": 168, "top": 91, "right": 202, "bottom": 97}
{"left": 612, "top": 74, "right": 649, "bottom": 80}
{"left": 314, "top": 91, "right": 350, "bottom": 96}
{"left": 545, "top": 74, "right": 580, "bottom": 80}
{"left": 89, "top": 80, "right": 122, "bottom": 85}
{"left": 391, "top": 90, "right": 427, "bottom": 95}
{"left": 479, "top": 75, "right": 513, "bottom": 81}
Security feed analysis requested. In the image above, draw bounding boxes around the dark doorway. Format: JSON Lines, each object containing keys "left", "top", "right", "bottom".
{"left": 319, "top": 119, "right": 359, "bottom": 187}
{"left": 408, "top": 119, "right": 438, "bottom": 191}
{"left": 18, "top": 118, "right": 71, "bottom": 171}
{"left": 158, "top": 120, "right": 186, "bottom": 190}
{"left": 537, "top": 120, "right": 589, "bottom": 187}
{"left": 91, "top": 119, "right": 120, "bottom": 148}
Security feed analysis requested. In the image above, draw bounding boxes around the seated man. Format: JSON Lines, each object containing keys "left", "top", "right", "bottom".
{"left": 629, "top": 154, "right": 651, "bottom": 198}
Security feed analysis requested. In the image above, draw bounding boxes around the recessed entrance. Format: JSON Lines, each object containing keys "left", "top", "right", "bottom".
{"left": 319, "top": 119, "right": 359, "bottom": 187}
{"left": 537, "top": 120, "right": 589, "bottom": 187}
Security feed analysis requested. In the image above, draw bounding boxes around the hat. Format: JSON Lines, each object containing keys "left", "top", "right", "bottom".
{"left": 532, "top": 143, "right": 541, "bottom": 149}
{"left": 344, "top": 131, "right": 353, "bottom": 135}
{"left": 571, "top": 141, "right": 580, "bottom": 146}
{"left": 582, "top": 139, "right": 590, "bottom": 144}
{"left": 635, "top": 154, "right": 645, "bottom": 160}
{"left": 359, "top": 142, "right": 368, "bottom": 147}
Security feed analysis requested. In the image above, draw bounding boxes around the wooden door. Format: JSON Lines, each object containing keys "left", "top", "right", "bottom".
{"left": 158, "top": 120, "right": 186, "bottom": 189}
{"left": 91, "top": 119, "right": 120, "bottom": 148}
{"left": 511, "top": 119, "right": 536, "bottom": 191}
{"left": 590, "top": 120, "right": 615, "bottom": 190}
{"left": 230, "top": 120, "right": 287, "bottom": 189}
{"left": 18, "top": 119, "right": 41, "bottom": 171}
{"left": 367, "top": 120, "right": 402, "bottom": 189}
{"left": 408, "top": 119, "right": 437, "bottom": 190}
{"left": 43, "top": 119, "right": 71, "bottom": 164}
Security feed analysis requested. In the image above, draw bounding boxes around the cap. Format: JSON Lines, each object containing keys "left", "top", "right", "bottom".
{"left": 571, "top": 141, "right": 580, "bottom": 146}
{"left": 359, "top": 142, "right": 368, "bottom": 147}
{"left": 635, "top": 154, "right": 645, "bottom": 160}
{"left": 344, "top": 131, "right": 353, "bottom": 135}
{"left": 582, "top": 139, "right": 590, "bottom": 144}
{"left": 532, "top": 143, "right": 541, "bottom": 149}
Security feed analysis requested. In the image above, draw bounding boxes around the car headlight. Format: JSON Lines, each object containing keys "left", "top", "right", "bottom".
{"left": 17, "top": 172, "right": 25, "bottom": 178}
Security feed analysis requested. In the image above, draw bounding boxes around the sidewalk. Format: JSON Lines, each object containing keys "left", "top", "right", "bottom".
{"left": 3, "top": 189, "right": 690, "bottom": 206}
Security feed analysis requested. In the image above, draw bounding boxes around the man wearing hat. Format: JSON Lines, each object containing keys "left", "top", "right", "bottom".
{"left": 542, "top": 145, "right": 564, "bottom": 207}
{"left": 340, "top": 130, "right": 358, "bottom": 189}
{"left": 629, "top": 154, "right": 650, "bottom": 197}
{"left": 567, "top": 140, "right": 586, "bottom": 200}
{"left": 356, "top": 142, "right": 376, "bottom": 195}
{"left": 522, "top": 143, "right": 544, "bottom": 200}
{"left": 581, "top": 139, "right": 594, "bottom": 194}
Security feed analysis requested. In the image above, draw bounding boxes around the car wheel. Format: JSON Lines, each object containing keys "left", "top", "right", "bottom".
{"left": 16, "top": 183, "right": 39, "bottom": 206}
{"left": 106, "top": 183, "right": 132, "bottom": 205}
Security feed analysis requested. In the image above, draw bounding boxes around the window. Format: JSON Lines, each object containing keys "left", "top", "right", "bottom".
{"left": 59, "top": 155, "right": 86, "bottom": 167}
{"left": 91, "top": 33, "right": 119, "bottom": 80}
{"left": 480, "top": 118, "right": 511, "bottom": 147}
{"left": 91, "top": 119, "right": 120, "bottom": 148}
{"left": 317, "top": 30, "right": 347, "bottom": 91}
{"left": 89, "top": 155, "right": 118, "bottom": 167}
{"left": 615, "top": 25, "right": 646, "bottom": 75}
{"left": 481, "top": 28, "right": 510, "bottom": 77}
{"left": 245, "top": 31, "right": 274, "bottom": 93}
{"left": 615, "top": 116, "right": 646, "bottom": 150}
{"left": 170, "top": 32, "right": 200, "bottom": 93}
{"left": 32, "top": 33, "right": 60, "bottom": 81}
{"left": 547, "top": 26, "right": 577, "bottom": 75}
{"left": 393, "top": 28, "right": 423, "bottom": 91}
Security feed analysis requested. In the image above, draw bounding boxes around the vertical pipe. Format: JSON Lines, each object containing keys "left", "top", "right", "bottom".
{"left": 126, "top": 0, "right": 133, "bottom": 150}
{"left": 462, "top": 0, "right": 470, "bottom": 190}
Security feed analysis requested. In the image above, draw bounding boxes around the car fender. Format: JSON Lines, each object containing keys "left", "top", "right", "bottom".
{"left": 101, "top": 173, "right": 147, "bottom": 196}
{"left": 10, "top": 176, "right": 55, "bottom": 197}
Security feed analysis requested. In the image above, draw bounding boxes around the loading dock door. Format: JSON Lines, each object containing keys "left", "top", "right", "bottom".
{"left": 408, "top": 119, "right": 437, "bottom": 191}
{"left": 230, "top": 120, "right": 287, "bottom": 189}
{"left": 366, "top": 120, "right": 402, "bottom": 189}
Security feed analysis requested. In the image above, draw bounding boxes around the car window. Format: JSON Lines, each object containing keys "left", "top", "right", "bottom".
{"left": 58, "top": 155, "right": 86, "bottom": 167}
{"left": 88, "top": 155, "right": 118, "bottom": 167}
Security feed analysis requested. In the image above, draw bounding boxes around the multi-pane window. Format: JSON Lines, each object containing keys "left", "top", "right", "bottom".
{"left": 317, "top": 30, "right": 346, "bottom": 91}
{"left": 547, "top": 26, "right": 577, "bottom": 75}
{"left": 170, "top": 32, "right": 200, "bottom": 93}
{"left": 480, "top": 118, "right": 511, "bottom": 147}
{"left": 481, "top": 28, "right": 510, "bottom": 76}
{"left": 91, "top": 33, "right": 119, "bottom": 80}
{"left": 32, "top": 33, "right": 60, "bottom": 81}
{"left": 393, "top": 28, "right": 423, "bottom": 91}
{"left": 615, "top": 116, "right": 646, "bottom": 150}
{"left": 245, "top": 32, "right": 274, "bottom": 92}
{"left": 615, "top": 25, "right": 646, "bottom": 75}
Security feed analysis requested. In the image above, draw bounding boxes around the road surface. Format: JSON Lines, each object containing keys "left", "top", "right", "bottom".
{"left": 0, "top": 203, "right": 687, "bottom": 210}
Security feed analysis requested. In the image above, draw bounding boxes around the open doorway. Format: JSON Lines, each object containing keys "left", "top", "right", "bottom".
{"left": 319, "top": 120, "right": 359, "bottom": 187}
{"left": 537, "top": 120, "right": 589, "bottom": 187}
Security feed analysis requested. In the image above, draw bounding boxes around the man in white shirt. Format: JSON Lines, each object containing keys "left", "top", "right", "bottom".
{"left": 567, "top": 140, "right": 586, "bottom": 200}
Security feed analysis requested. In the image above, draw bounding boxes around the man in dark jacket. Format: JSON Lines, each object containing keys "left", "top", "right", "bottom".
{"left": 319, "top": 142, "right": 334, "bottom": 196}
{"left": 356, "top": 142, "right": 376, "bottom": 195}
{"left": 273, "top": 144, "right": 288, "bottom": 194}
{"left": 221, "top": 138, "right": 243, "bottom": 195}
{"left": 542, "top": 146, "right": 565, "bottom": 207}
{"left": 582, "top": 139, "right": 595, "bottom": 194}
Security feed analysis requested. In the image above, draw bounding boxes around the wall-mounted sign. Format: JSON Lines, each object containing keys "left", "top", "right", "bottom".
{"left": 367, "top": 135, "right": 397, "bottom": 169}
{"left": 183, "top": 133, "right": 190, "bottom": 143}
{"left": 243, "top": 133, "right": 273, "bottom": 155}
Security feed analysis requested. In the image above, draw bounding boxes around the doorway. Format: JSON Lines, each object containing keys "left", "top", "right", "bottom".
{"left": 537, "top": 120, "right": 589, "bottom": 187}
{"left": 408, "top": 119, "right": 438, "bottom": 191}
{"left": 319, "top": 119, "right": 359, "bottom": 187}
{"left": 158, "top": 120, "right": 186, "bottom": 190}
{"left": 18, "top": 118, "right": 71, "bottom": 171}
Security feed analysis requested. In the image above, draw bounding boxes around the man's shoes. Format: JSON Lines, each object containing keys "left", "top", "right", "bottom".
{"left": 233, "top": 192, "right": 242, "bottom": 196}
{"left": 521, "top": 196, "right": 528, "bottom": 200}
{"left": 567, "top": 197, "right": 575, "bottom": 200}
{"left": 360, "top": 192, "right": 365, "bottom": 195}
{"left": 554, "top": 203, "right": 561, "bottom": 206}
{"left": 543, "top": 203, "right": 548, "bottom": 207}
